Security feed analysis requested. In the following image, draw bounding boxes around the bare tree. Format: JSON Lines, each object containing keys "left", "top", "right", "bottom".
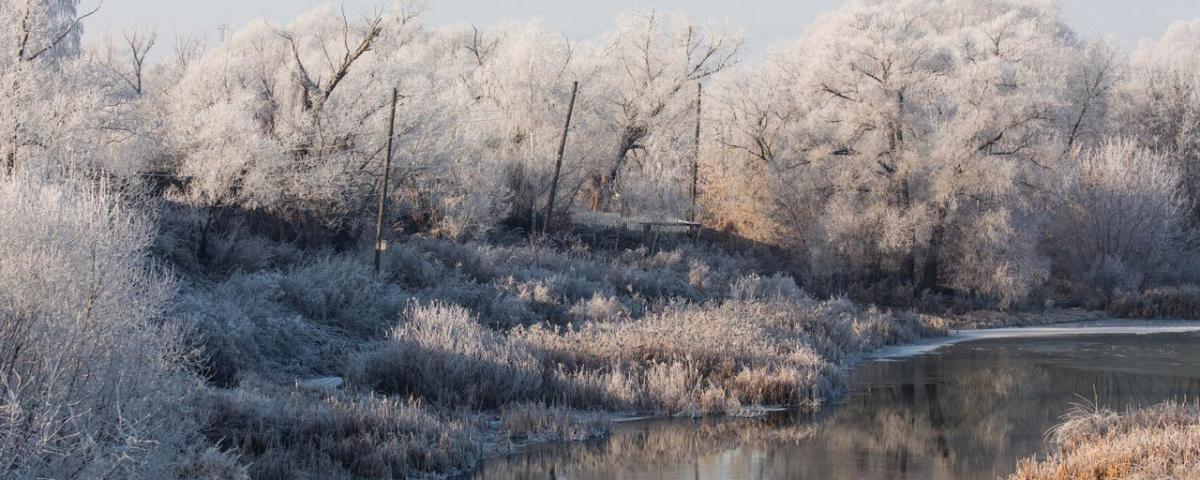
{"left": 585, "top": 10, "right": 742, "bottom": 213}
{"left": 1064, "top": 40, "right": 1121, "bottom": 153}
{"left": 100, "top": 25, "right": 157, "bottom": 96}
{"left": 12, "top": 0, "right": 98, "bottom": 63}
{"left": 277, "top": 7, "right": 398, "bottom": 113}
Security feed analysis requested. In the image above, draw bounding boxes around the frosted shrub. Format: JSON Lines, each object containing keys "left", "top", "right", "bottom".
{"left": 175, "top": 448, "right": 249, "bottom": 480}
{"left": 1108, "top": 285, "right": 1200, "bottom": 320}
{"left": 380, "top": 242, "right": 445, "bottom": 288}
{"left": 408, "top": 238, "right": 500, "bottom": 282}
{"left": 277, "top": 254, "right": 410, "bottom": 335}
{"left": 202, "top": 388, "right": 480, "bottom": 479}
{"left": 1047, "top": 140, "right": 1196, "bottom": 296}
{"left": 568, "top": 294, "right": 631, "bottom": 322}
{"left": 686, "top": 261, "right": 714, "bottom": 292}
{"left": 947, "top": 209, "right": 1049, "bottom": 309}
{"left": 175, "top": 280, "right": 345, "bottom": 383}
{"left": 350, "top": 303, "right": 544, "bottom": 408}
{"left": 0, "top": 175, "right": 201, "bottom": 479}
{"left": 199, "top": 229, "right": 304, "bottom": 275}
{"left": 730, "top": 273, "right": 804, "bottom": 302}
{"left": 413, "top": 277, "right": 540, "bottom": 328}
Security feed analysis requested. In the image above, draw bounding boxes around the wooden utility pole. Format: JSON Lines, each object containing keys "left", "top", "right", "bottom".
{"left": 374, "top": 88, "right": 399, "bottom": 274}
{"left": 544, "top": 81, "right": 579, "bottom": 233}
{"left": 690, "top": 82, "right": 702, "bottom": 223}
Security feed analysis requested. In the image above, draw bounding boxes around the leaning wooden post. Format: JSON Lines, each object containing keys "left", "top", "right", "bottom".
{"left": 374, "top": 88, "right": 399, "bottom": 275}
{"left": 544, "top": 81, "right": 579, "bottom": 234}
{"left": 690, "top": 82, "right": 702, "bottom": 224}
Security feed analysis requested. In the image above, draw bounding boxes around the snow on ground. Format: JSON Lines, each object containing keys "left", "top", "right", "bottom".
{"left": 870, "top": 319, "right": 1200, "bottom": 360}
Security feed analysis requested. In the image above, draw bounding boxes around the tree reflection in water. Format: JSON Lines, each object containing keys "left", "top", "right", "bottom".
{"left": 471, "top": 333, "right": 1200, "bottom": 480}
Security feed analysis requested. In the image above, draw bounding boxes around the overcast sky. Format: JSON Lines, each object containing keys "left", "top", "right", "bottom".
{"left": 83, "top": 0, "right": 1200, "bottom": 55}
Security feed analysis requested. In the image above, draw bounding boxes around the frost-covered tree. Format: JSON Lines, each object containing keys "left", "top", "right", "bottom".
{"left": 6, "top": 0, "right": 86, "bottom": 62}
{"left": 580, "top": 10, "right": 741, "bottom": 217}
{"left": 708, "top": 0, "right": 1092, "bottom": 305}
{"left": 96, "top": 25, "right": 158, "bottom": 97}
{"left": 164, "top": 3, "right": 487, "bottom": 239}
{"left": 1113, "top": 19, "right": 1200, "bottom": 217}
{"left": 444, "top": 22, "right": 597, "bottom": 228}
{"left": 704, "top": 48, "right": 828, "bottom": 248}
{"left": 1, "top": 0, "right": 154, "bottom": 178}
{"left": 1062, "top": 39, "right": 1121, "bottom": 153}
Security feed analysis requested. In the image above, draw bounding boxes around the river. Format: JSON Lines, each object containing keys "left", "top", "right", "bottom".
{"left": 471, "top": 323, "right": 1200, "bottom": 480}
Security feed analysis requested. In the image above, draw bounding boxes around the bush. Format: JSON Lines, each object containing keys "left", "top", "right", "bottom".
{"left": 729, "top": 273, "right": 804, "bottom": 302}
{"left": 175, "top": 280, "right": 347, "bottom": 384}
{"left": 200, "top": 229, "right": 305, "bottom": 275}
{"left": 277, "top": 255, "right": 410, "bottom": 335}
{"left": 1107, "top": 285, "right": 1200, "bottom": 320}
{"left": 349, "top": 303, "right": 545, "bottom": 408}
{"left": 201, "top": 387, "right": 480, "bottom": 479}
{"left": 0, "top": 175, "right": 202, "bottom": 479}
{"left": 568, "top": 294, "right": 632, "bottom": 322}
{"left": 1046, "top": 140, "right": 1197, "bottom": 299}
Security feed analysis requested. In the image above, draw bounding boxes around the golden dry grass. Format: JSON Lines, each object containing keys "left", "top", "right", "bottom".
{"left": 1108, "top": 286, "right": 1200, "bottom": 320}
{"left": 1011, "top": 401, "right": 1200, "bottom": 480}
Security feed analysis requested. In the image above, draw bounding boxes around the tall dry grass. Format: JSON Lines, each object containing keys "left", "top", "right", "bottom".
{"left": 1107, "top": 285, "right": 1200, "bottom": 320}
{"left": 519, "top": 294, "right": 947, "bottom": 415}
{"left": 1011, "top": 401, "right": 1200, "bottom": 480}
{"left": 200, "top": 386, "right": 481, "bottom": 480}
{"left": 344, "top": 288, "right": 946, "bottom": 417}
{"left": 348, "top": 302, "right": 544, "bottom": 409}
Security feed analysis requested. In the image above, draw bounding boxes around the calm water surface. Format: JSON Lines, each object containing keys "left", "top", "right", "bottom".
{"left": 472, "top": 331, "right": 1200, "bottom": 480}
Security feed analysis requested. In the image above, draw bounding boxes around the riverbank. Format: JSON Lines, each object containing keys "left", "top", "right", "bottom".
{"left": 467, "top": 318, "right": 1200, "bottom": 476}
{"left": 172, "top": 231, "right": 958, "bottom": 479}
{"left": 159, "top": 223, "right": 1193, "bottom": 479}
{"left": 473, "top": 323, "right": 1200, "bottom": 479}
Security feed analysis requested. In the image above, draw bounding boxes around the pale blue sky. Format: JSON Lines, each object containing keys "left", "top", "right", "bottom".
{"left": 83, "top": 0, "right": 1200, "bottom": 55}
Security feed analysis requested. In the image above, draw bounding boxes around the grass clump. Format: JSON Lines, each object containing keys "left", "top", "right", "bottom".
{"left": 1107, "top": 285, "right": 1200, "bottom": 320}
{"left": 201, "top": 386, "right": 480, "bottom": 480}
{"left": 1011, "top": 401, "right": 1200, "bottom": 480}
{"left": 348, "top": 302, "right": 544, "bottom": 409}
{"left": 518, "top": 289, "right": 947, "bottom": 415}
{"left": 498, "top": 403, "right": 609, "bottom": 443}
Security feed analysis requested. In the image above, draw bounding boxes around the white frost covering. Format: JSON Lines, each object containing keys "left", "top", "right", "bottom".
{"left": 871, "top": 321, "right": 1200, "bottom": 359}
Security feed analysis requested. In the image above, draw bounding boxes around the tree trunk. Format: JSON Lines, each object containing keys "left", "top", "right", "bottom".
{"left": 920, "top": 245, "right": 940, "bottom": 293}
{"left": 590, "top": 122, "right": 646, "bottom": 212}
{"left": 590, "top": 145, "right": 632, "bottom": 212}
{"left": 3, "top": 149, "right": 14, "bottom": 176}
{"left": 919, "top": 210, "right": 947, "bottom": 293}
{"left": 197, "top": 206, "right": 217, "bottom": 262}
